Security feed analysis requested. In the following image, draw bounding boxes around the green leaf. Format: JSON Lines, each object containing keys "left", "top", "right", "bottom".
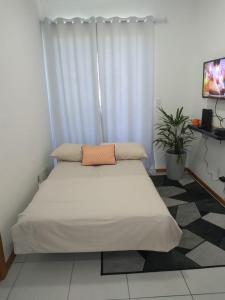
{"left": 154, "top": 106, "right": 195, "bottom": 158}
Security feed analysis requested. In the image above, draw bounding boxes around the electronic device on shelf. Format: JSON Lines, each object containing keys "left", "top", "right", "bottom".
{"left": 202, "top": 57, "right": 225, "bottom": 100}
{"left": 200, "top": 109, "right": 213, "bottom": 131}
{"left": 190, "top": 57, "right": 225, "bottom": 141}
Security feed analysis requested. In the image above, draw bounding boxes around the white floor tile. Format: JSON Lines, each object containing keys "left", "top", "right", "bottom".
{"left": 8, "top": 261, "right": 73, "bottom": 300}
{"left": 0, "top": 263, "right": 22, "bottom": 300}
{"left": 182, "top": 267, "right": 225, "bottom": 294}
{"left": 130, "top": 297, "right": 192, "bottom": 300}
{"left": 26, "top": 253, "right": 75, "bottom": 262}
{"left": 127, "top": 271, "right": 190, "bottom": 298}
{"left": 69, "top": 252, "right": 129, "bottom": 300}
{"left": 193, "top": 294, "right": 225, "bottom": 300}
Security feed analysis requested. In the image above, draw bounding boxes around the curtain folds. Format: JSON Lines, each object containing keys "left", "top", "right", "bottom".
{"left": 42, "top": 21, "right": 102, "bottom": 147}
{"left": 97, "top": 20, "right": 155, "bottom": 168}
{"left": 42, "top": 16, "right": 155, "bottom": 168}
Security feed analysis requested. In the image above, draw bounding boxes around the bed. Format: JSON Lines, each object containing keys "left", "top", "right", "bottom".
{"left": 12, "top": 160, "right": 182, "bottom": 254}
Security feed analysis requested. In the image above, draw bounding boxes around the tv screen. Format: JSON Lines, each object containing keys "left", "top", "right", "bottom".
{"left": 203, "top": 57, "right": 225, "bottom": 99}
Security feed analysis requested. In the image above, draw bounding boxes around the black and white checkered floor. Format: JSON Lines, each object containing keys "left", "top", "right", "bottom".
{"left": 102, "top": 174, "right": 225, "bottom": 275}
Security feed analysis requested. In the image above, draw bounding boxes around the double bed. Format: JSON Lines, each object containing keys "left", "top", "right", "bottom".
{"left": 12, "top": 159, "right": 182, "bottom": 254}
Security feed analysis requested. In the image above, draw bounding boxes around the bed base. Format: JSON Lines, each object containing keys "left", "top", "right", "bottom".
{"left": 0, "top": 234, "right": 15, "bottom": 281}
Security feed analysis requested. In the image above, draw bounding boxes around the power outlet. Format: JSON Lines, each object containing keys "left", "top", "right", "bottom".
{"left": 219, "top": 176, "right": 225, "bottom": 183}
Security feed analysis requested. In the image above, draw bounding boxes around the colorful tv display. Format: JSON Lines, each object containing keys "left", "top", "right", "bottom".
{"left": 203, "top": 57, "right": 225, "bottom": 99}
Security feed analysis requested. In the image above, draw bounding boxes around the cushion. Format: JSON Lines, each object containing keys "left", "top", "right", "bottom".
{"left": 82, "top": 144, "right": 116, "bottom": 166}
{"left": 102, "top": 143, "right": 147, "bottom": 160}
{"left": 51, "top": 144, "right": 82, "bottom": 161}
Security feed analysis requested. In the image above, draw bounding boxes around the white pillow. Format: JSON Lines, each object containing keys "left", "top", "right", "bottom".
{"left": 102, "top": 143, "right": 147, "bottom": 160}
{"left": 51, "top": 143, "right": 82, "bottom": 161}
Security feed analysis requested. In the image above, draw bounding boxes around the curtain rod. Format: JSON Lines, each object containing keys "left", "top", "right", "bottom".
{"left": 41, "top": 16, "right": 168, "bottom": 25}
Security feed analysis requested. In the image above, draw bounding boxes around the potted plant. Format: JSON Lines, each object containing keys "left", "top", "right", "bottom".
{"left": 154, "top": 106, "right": 195, "bottom": 180}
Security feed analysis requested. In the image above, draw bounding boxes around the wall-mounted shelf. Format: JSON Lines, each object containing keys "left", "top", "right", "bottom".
{"left": 189, "top": 125, "right": 225, "bottom": 141}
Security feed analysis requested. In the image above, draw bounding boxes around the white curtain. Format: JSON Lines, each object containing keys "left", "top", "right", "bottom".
{"left": 97, "top": 17, "right": 155, "bottom": 168}
{"left": 42, "top": 16, "right": 155, "bottom": 168}
{"left": 42, "top": 19, "right": 102, "bottom": 147}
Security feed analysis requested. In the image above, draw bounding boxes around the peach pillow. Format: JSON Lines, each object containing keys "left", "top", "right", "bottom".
{"left": 82, "top": 145, "right": 116, "bottom": 166}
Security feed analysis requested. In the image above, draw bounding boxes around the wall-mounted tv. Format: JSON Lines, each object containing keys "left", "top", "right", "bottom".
{"left": 202, "top": 57, "right": 225, "bottom": 99}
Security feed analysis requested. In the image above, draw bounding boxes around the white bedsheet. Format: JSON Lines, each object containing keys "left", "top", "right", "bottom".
{"left": 12, "top": 160, "right": 182, "bottom": 254}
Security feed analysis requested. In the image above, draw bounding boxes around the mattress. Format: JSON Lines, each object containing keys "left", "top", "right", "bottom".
{"left": 12, "top": 160, "right": 182, "bottom": 254}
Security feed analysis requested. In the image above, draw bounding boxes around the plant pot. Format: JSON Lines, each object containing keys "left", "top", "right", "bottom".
{"left": 165, "top": 151, "right": 186, "bottom": 181}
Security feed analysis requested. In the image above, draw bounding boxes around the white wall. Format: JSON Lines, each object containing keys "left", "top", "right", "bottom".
{"left": 0, "top": 0, "right": 51, "bottom": 259}
{"left": 188, "top": 0, "right": 225, "bottom": 199}
{"left": 37, "top": 0, "right": 198, "bottom": 168}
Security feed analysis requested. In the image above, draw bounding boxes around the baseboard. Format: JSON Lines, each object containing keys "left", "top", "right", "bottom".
{"left": 186, "top": 168, "right": 225, "bottom": 207}
{"left": 155, "top": 168, "right": 189, "bottom": 174}
{"left": 0, "top": 234, "right": 15, "bottom": 281}
{"left": 155, "top": 167, "right": 225, "bottom": 207}
{"left": 155, "top": 168, "right": 167, "bottom": 173}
